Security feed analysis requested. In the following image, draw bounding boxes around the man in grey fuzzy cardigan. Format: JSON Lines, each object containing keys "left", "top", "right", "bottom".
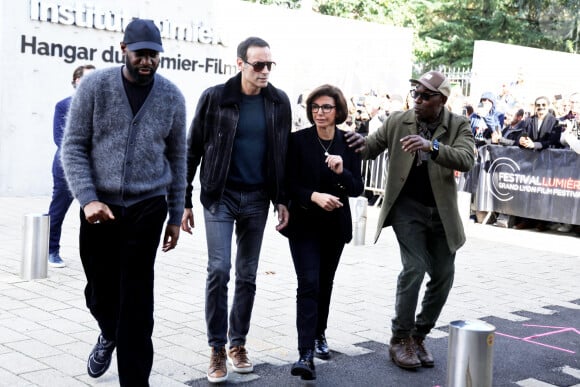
{"left": 61, "top": 19, "right": 186, "bottom": 386}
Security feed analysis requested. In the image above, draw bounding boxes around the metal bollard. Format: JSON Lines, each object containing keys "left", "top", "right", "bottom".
{"left": 456, "top": 191, "right": 472, "bottom": 229}
{"left": 21, "top": 213, "right": 50, "bottom": 280}
{"left": 349, "top": 197, "right": 368, "bottom": 246}
{"left": 447, "top": 320, "right": 496, "bottom": 387}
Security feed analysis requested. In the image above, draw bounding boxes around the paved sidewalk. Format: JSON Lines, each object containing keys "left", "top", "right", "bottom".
{"left": 0, "top": 195, "right": 578, "bottom": 386}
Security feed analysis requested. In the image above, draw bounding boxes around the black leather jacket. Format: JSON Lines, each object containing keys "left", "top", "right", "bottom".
{"left": 185, "top": 72, "right": 291, "bottom": 210}
{"left": 517, "top": 113, "right": 562, "bottom": 150}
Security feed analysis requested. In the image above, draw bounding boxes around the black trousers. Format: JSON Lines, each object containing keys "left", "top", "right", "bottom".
{"left": 289, "top": 233, "right": 344, "bottom": 351}
{"left": 79, "top": 196, "right": 167, "bottom": 387}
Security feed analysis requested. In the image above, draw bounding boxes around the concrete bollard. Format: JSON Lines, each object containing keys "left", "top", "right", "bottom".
{"left": 447, "top": 320, "right": 496, "bottom": 387}
{"left": 349, "top": 196, "right": 368, "bottom": 246}
{"left": 21, "top": 213, "right": 50, "bottom": 280}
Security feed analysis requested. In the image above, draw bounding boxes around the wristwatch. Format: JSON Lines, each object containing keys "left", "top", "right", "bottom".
{"left": 430, "top": 139, "right": 439, "bottom": 159}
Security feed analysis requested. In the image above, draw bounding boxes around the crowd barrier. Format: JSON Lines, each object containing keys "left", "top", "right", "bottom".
{"left": 362, "top": 151, "right": 388, "bottom": 205}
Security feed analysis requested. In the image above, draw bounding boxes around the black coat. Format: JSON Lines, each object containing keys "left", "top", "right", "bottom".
{"left": 517, "top": 114, "right": 562, "bottom": 150}
{"left": 284, "top": 126, "right": 364, "bottom": 243}
{"left": 185, "top": 72, "right": 292, "bottom": 210}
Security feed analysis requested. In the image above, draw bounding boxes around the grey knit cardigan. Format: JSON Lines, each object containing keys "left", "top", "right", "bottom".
{"left": 61, "top": 67, "right": 187, "bottom": 225}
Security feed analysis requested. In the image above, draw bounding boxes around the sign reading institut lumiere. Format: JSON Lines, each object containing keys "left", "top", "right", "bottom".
{"left": 1, "top": 0, "right": 412, "bottom": 195}
{"left": 25, "top": 1, "right": 235, "bottom": 75}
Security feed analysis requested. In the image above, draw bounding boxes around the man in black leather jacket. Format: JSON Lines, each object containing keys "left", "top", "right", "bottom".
{"left": 517, "top": 96, "right": 562, "bottom": 151}
{"left": 513, "top": 96, "right": 562, "bottom": 230}
{"left": 181, "top": 36, "right": 291, "bottom": 384}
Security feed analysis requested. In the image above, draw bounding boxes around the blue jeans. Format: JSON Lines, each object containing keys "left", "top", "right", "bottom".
{"left": 48, "top": 163, "right": 73, "bottom": 255}
{"left": 203, "top": 187, "right": 269, "bottom": 348}
{"left": 389, "top": 196, "right": 456, "bottom": 339}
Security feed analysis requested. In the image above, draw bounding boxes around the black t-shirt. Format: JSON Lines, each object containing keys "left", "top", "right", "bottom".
{"left": 121, "top": 68, "right": 154, "bottom": 116}
{"left": 400, "top": 159, "right": 436, "bottom": 207}
{"left": 399, "top": 117, "right": 441, "bottom": 207}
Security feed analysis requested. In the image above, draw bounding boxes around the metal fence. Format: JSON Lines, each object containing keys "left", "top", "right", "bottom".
{"left": 362, "top": 151, "right": 388, "bottom": 206}
{"left": 361, "top": 151, "right": 467, "bottom": 207}
{"left": 412, "top": 65, "right": 473, "bottom": 97}
{"left": 439, "top": 66, "right": 472, "bottom": 97}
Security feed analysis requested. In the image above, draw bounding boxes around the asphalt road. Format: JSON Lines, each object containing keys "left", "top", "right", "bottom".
{"left": 186, "top": 300, "right": 580, "bottom": 387}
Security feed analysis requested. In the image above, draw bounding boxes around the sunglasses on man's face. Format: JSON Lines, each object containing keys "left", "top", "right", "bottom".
{"left": 243, "top": 60, "right": 276, "bottom": 72}
{"left": 535, "top": 103, "right": 548, "bottom": 107}
{"left": 410, "top": 89, "right": 441, "bottom": 101}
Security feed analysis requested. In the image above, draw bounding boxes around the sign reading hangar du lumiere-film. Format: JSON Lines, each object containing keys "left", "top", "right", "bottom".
{"left": 23, "top": 0, "right": 237, "bottom": 75}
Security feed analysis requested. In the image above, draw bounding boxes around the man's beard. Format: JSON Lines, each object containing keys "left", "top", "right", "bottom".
{"left": 125, "top": 57, "right": 156, "bottom": 85}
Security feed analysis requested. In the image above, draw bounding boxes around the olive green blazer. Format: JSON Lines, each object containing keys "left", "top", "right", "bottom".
{"left": 363, "top": 108, "right": 475, "bottom": 253}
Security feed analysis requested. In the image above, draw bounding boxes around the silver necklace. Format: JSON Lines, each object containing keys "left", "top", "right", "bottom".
{"left": 317, "top": 135, "right": 334, "bottom": 156}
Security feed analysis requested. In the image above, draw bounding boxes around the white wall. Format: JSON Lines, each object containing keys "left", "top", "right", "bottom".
{"left": 0, "top": 0, "right": 413, "bottom": 196}
{"left": 471, "top": 40, "right": 580, "bottom": 106}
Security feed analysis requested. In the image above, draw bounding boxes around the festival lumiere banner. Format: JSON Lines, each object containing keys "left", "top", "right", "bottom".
{"left": 471, "top": 145, "right": 580, "bottom": 225}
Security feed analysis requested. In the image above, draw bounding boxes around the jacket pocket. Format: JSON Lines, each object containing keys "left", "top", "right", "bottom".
{"left": 202, "top": 131, "right": 228, "bottom": 191}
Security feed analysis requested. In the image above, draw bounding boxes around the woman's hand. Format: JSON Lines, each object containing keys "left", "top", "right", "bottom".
{"left": 326, "top": 154, "right": 343, "bottom": 174}
{"left": 311, "top": 192, "right": 343, "bottom": 211}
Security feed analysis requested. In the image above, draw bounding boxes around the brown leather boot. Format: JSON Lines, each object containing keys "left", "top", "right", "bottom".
{"left": 413, "top": 336, "right": 434, "bottom": 367}
{"left": 389, "top": 337, "right": 421, "bottom": 369}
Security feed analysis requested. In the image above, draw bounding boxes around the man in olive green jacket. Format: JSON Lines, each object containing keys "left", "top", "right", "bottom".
{"left": 345, "top": 71, "right": 475, "bottom": 371}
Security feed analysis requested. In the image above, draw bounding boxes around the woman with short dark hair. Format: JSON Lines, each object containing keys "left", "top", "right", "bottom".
{"left": 283, "top": 84, "right": 364, "bottom": 381}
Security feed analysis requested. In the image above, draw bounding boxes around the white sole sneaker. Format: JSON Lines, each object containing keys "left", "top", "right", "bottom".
{"left": 228, "top": 355, "right": 254, "bottom": 373}
{"left": 207, "top": 371, "right": 228, "bottom": 383}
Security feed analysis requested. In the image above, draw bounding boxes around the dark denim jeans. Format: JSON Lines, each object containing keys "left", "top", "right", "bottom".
{"left": 48, "top": 168, "right": 73, "bottom": 255}
{"left": 203, "top": 187, "right": 269, "bottom": 348}
{"left": 389, "top": 196, "right": 456, "bottom": 339}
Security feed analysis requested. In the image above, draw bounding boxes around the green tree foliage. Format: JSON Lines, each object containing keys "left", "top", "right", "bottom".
{"left": 242, "top": 0, "right": 302, "bottom": 9}
{"left": 413, "top": 0, "right": 580, "bottom": 70}
{"left": 244, "top": 0, "right": 580, "bottom": 71}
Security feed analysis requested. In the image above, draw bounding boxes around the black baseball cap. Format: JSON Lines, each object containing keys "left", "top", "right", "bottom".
{"left": 123, "top": 19, "right": 164, "bottom": 52}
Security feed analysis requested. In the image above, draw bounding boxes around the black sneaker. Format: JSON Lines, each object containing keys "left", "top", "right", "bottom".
{"left": 87, "top": 334, "right": 116, "bottom": 378}
{"left": 314, "top": 334, "right": 330, "bottom": 360}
